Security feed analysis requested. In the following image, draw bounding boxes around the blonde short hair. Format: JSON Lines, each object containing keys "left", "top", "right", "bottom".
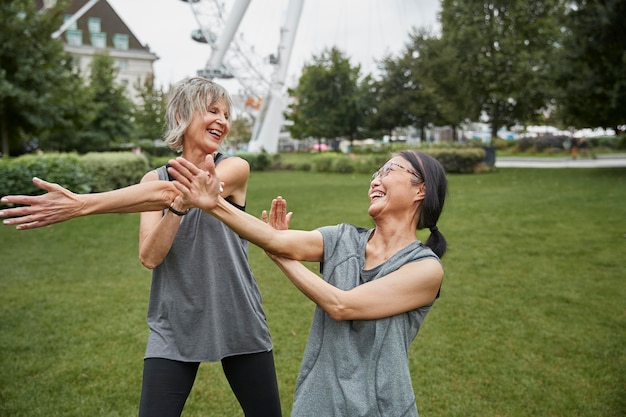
{"left": 163, "top": 77, "right": 233, "bottom": 153}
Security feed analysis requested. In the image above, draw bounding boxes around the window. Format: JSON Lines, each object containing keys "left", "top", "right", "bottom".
{"left": 87, "top": 17, "right": 101, "bottom": 33}
{"left": 113, "top": 34, "right": 129, "bottom": 51}
{"left": 63, "top": 15, "right": 78, "bottom": 30}
{"left": 117, "top": 59, "right": 128, "bottom": 71}
{"left": 90, "top": 32, "right": 106, "bottom": 49}
{"left": 66, "top": 29, "right": 83, "bottom": 46}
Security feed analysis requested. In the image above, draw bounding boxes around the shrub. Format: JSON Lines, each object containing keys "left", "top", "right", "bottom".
{"left": 81, "top": 152, "right": 150, "bottom": 192}
{"left": 331, "top": 155, "right": 355, "bottom": 173}
{"left": 311, "top": 153, "right": 336, "bottom": 172}
{"left": 589, "top": 135, "right": 626, "bottom": 150}
{"left": 0, "top": 153, "right": 92, "bottom": 201}
{"left": 427, "top": 148, "right": 486, "bottom": 174}
{"left": 238, "top": 152, "right": 272, "bottom": 171}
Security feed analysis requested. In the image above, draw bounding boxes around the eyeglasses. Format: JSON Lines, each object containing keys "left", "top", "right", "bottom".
{"left": 371, "top": 161, "right": 420, "bottom": 182}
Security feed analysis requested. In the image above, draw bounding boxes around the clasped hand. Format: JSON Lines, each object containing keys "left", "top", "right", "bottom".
{"left": 167, "top": 155, "right": 223, "bottom": 211}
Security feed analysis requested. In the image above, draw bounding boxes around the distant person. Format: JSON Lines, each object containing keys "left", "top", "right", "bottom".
{"left": 570, "top": 137, "right": 579, "bottom": 159}
{"left": 1, "top": 77, "right": 282, "bottom": 417}
{"left": 165, "top": 150, "right": 448, "bottom": 416}
{"left": 578, "top": 136, "right": 593, "bottom": 158}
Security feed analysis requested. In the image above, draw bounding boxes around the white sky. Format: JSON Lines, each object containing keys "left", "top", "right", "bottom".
{"left": 107, "top": 0, "right": 441, "bottom": 94}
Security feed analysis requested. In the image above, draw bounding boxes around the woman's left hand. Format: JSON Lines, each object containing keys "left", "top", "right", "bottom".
{"left": 167, "top": 155, "right": 223, "bottom": 211}
{"left": 262, "top": 196, "right": 292, "bottom": 260}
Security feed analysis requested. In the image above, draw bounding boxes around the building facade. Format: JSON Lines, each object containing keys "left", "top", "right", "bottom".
{"left": 36, "top": 0, "right": 159, "bottom": 103}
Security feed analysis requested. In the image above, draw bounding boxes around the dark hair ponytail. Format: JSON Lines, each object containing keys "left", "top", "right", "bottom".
{"left": 399, "top": 150, "right": 448, "bottom": 258}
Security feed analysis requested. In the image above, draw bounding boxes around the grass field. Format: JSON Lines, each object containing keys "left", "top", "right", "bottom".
{"left": 1, "top": 167, "right": 624, "bottom": 416}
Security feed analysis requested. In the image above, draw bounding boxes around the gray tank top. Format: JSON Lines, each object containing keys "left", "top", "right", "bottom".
{"left": 291, "top": 223, "right": 439, "bottom": 416}
{"left": 144, "top": 156, "right": 272, "bottom": 362}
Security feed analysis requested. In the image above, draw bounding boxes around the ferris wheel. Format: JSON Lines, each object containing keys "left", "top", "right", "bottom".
{"left": 181, "top": 0, "right": 305, "bottom": 152}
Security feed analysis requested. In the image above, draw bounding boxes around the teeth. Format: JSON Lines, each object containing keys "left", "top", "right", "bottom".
{"left": 208, "top": 129, "right": 221, "bottom": 137}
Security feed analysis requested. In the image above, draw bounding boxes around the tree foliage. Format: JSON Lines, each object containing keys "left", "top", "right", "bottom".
{"left": 285, "top": 48, "right": 370, "bottom": 145}
{"left": 440, "top": 0, "right": 565, "bottom": 139}
{"left": 554, "top": 0, "right": 626, "bottom": 131}
{"left": 82, "top": 53, "right": 133, "bottom": 152}
{"left": 0, "top": 0, "right": 80, "bottom": 156}
{"left": 132, "top": 74, "right": 166, "bottom": 140}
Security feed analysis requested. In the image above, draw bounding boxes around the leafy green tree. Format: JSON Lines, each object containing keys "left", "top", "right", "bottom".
{"left": 37, "top": 69, "right": 97, "bottom": 153}
{"left": 228, "top": 116, "right": 253, "bottom": 147}
{"left": 0, "top": 0, "right": 82, "bottom": 156}
{"left": 554, "top": 0, "right": 626, "bottom": 132}
{"left": 79, "top": 52, "right": 133, "bottom": 152}
{"left": 285, "top": 47, "right": 367, "bottom": 148}
{"left": 369, "top": 54, "right": 416, "bottom": 139}
{"left": 415, "top": 33, "right": 482, "bottom": 141}
{"left": 354, "top": 73, "right": 386, "bottom": 140}
{"left": 132, "top": 74, "right": 166, "bottom": 140}
{"left": 440, "top": 0, "right": 564, "bottom": 140}
{"left": 373, "top": 30, "right": 446, "bottom": 141}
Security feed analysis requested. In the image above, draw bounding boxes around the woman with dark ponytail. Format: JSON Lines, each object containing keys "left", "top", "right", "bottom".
{"left": 399, "top": 150, "right": 448, "bottom": 258}
{"left": 166, "top": 149, "right": 449, "bottom": 417}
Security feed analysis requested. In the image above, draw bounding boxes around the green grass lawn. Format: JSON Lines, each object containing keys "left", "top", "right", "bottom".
{"left": 1, "top": 168, "right": 625, "bottom": 416}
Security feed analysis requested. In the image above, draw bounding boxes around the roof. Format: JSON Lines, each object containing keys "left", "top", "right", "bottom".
{"left": 35, "top": 0, "right": 152, "bottom": 52}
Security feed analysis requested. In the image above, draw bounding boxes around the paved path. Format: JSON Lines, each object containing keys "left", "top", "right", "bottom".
{"left": 495, "top": 154, "right": 626, "bottom": 168}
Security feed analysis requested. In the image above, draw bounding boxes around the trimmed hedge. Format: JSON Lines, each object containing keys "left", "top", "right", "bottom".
{"left": 81, "top": 152, "right": 150, "bottom": 192}
{"left": 0, "top": 152, "right": 150, "bottom": 202}
{"left": 306, "top": 148, "right": 485, "bottom": 174}
{"left": 0, "top": 153, "right": 92, "bottom": 199}
{"left": 0, "top": 148, "right": 485, "bottom": 206}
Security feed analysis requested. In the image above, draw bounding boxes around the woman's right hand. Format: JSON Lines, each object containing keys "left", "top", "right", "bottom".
{"left": 1, "top": 177, "right": 84, "bottom": 229}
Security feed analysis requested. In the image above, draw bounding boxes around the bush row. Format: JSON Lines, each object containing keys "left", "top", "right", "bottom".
{"left": 0, "top": 152, "right": 150, "bottom": 201}
{"left": 239, "top": 147, "right": 486, "bottom": 174}
{"left": 509, "top": 134, "right": 626, "bottom": 153}
{"left": 0, "top": 148, "right": 486, "bottom": 203}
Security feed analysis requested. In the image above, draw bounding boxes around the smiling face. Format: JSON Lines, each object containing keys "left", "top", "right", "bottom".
{"left": 368, "top": 157, "right": 424, "bottom": 219}
{"left": 163, "top": 77, "right": 234, "bottom": 154}
{"left": 184, "top": 98, "right": 231, "bottom": 155}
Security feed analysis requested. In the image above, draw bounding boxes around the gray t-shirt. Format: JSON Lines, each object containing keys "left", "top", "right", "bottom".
{"left": 291, "top": 223, "right": 439, "bottom": 417}
{"left": 144, "top": 157, "right": 272, "bottom": 362}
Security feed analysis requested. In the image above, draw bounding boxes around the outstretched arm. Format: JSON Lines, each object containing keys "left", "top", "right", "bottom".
{"left": 168, "top": 155, "right": 324, "bottom": 262}
{"left": 269, "top": 254, "right": 443, "bottom": 321}
{"left": 1, "top": 177, "right": 178, "bottom": 230}
{"left": 262, "top": 194, "right": 444, "bottom": 321}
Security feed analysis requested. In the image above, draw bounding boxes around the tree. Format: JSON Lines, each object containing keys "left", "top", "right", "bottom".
{"left": 415, "top": 33, "right": 482, "bottom": 140}
{"left": 285, "top": 47, "right": 368, "bottom": 148}
{"left": 0, "top": 0, "right": 82, "bottom": 156}
{"left": 79, "top": 52, "right": 134, "bottom": 152}
{"left": 554, "top": 0, "right": 626, "bottom": 132}
{"left": 228, "top": 116, "right": 253, "bottom": 148}
{"left": 370, "top": 53, "right": 420, "bottom": 139}
{"left": 440, "top": 0, "right": 564, "bottom": 140}
{"left": 373, "top": 30, "right": 449, "bottom": 141}
{"left": 37, "top": 67, "right": 96, "bottom": 153}
{"left": 133, "top": 74, "right": 166, "bottom": 140}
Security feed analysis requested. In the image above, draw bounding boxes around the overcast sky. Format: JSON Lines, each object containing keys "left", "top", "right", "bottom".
{"left": 107, "top": 0, "right": 441, "bottom": 94}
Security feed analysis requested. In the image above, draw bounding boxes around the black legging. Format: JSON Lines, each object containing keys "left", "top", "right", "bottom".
{"left": 138, "top": 351, "right": 281, "bottom": 417}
